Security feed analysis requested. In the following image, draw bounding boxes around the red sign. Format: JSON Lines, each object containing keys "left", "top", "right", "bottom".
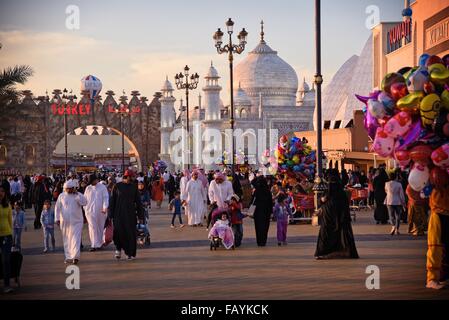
{"left": 51, "top": 103, "right": 90, "bottom": 115}
{"left": 387, "top": 20, "right": 412, "bottom": 53}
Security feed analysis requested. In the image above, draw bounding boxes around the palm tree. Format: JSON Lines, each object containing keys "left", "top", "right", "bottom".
{"left": 0, "top": 43, "right": 34, "bottom": 106}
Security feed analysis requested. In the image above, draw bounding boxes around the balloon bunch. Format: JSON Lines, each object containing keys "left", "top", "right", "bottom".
{"left": 216, "top": 150, "right": 246, "bottom": 166}
{"left": 261, "top": 135, "right": 316, "bottom": 178}
{"left": 356, "top": 53, "right": 449, "bottom": 192}
{"left": 152, "top": 160, "right": 167, "bottom": 174}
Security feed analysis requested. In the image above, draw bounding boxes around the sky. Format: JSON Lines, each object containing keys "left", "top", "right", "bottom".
{"left": 0, "top": 0, "right": 405, "bottom": 105}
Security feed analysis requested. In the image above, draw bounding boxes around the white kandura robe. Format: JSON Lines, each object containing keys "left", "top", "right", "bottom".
{"left": 208, "top": 180, "right": 234, "bottom": 208}
{"left": 55, "top": 192, "right": 87, "bottom": 260}
{"left": 180, "top": 176, "right": 190, "bottom": 215}
{"left": 184, "top": 179, "right": 207, "bottom": 225}
{"left": 83, "top": 183, "right": 109, "bottom": 248}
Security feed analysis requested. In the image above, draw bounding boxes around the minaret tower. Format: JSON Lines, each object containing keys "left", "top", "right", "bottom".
{"left": 159, "top": 76, "right": 176, "bottom": 170}
{"left": 203, "top": 62, "right": 222, "bottom": 121}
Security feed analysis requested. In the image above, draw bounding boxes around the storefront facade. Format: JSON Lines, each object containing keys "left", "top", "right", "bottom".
{"left": 372, "top": 0, "right": 449, "bottom": 88}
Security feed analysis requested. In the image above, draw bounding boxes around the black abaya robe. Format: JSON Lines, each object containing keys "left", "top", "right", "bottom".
{"left": 109, "top": 182, "right": 144, "bottom": 257}
{"left": 315, "top": 189, "right": 359, "bottom": 259}
{"left": 252, "top": 177, "right": 273, "bottom": 246}
{"left": 373, "top": 174, "right": 389, "bottom": 223}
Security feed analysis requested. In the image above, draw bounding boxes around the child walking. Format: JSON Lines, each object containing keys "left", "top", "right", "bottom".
{"left": 12, "top": 201, "right": 25, "bottom": 251}
{"left": 169, "top": 191, "right": 184, "bottom": 228}
{"left": 273, "top": 193, "right": 292, "bottom": 246}
{"left": 40, "top": 199, "right": 55, "bottom": 253}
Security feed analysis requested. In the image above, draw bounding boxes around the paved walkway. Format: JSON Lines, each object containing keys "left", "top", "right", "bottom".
{"left": 2, "top": 201, "right": 449, "bottom": 300}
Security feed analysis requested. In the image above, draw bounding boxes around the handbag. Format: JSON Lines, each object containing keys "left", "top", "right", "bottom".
{"left": 102, "top": 218, "right": 113, "bottom": 247}
{"left": 246, "top": 205, "right": 256, "bottom": 217}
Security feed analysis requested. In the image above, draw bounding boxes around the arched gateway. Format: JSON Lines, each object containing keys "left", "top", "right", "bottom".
{"left": 0, "top": 89, "right": 161, "bottom": 174}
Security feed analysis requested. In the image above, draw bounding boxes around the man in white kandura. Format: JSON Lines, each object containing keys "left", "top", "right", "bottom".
{"left": 180, "top": 169, "right": 190, "bottom": 215}
{"left": 83, "top": 174, "right": 109, "bottom": 251}
{"left": 208, "top": 172, "right": 234, "bottom": 208}
{"left": 183, "top": 170, "right": 207, "bottom": 227}
{"left": 55, "top": 180, "right": 87, "bottom": 264}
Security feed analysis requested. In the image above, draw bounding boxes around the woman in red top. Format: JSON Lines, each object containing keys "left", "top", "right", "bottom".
{"left": 229, "top": 195, "right": 244, "bottom": 248}
{"left": 151, "top": 177, "right": 164, "bottom": 209}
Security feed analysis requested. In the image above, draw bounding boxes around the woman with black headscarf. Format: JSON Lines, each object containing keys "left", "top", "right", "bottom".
{"left": 373, "top": 168, "right": 389, "bottom": 224}
{"left": 315, "top": 174, "right": 359, "bottom": 259}
{"left": 251, "top": 175, "right": 273, "bottom": 247}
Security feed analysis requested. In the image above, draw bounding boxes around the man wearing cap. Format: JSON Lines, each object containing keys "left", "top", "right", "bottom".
{"left": 109, "top": 170, "right": 144, "bottom": 260}
{"left": 55, "top": 180, "right": 88, "bottom": 264}
{"left": 84, "top": 174, "right": 109, "bottom": 252}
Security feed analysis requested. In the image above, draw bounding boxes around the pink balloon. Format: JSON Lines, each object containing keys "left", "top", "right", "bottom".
{"left": 408, "top": 163, "right": 430, "bottom": 192}
{"left": 373, "top": 127, "right": 395, "bottom": 157}
{"left": 395, "top": 121, "right": 424, "bottom": 151}
{"left": 384, "top": 111, "right": 412, "bottom": 138}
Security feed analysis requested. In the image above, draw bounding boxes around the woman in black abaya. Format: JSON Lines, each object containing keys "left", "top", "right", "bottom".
{"left": 315, "top": 174, "right": 359, "bottom": 259}
{"left": 373, "top": 168, "right": 389, "bottom": 224}
{"left": 251, "top": 175, "right": 274, "bottom": 247}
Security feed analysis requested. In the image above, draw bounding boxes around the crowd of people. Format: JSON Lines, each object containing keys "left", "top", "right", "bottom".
{"left": 0, "top": 160, "right": 448, "bottom": 292}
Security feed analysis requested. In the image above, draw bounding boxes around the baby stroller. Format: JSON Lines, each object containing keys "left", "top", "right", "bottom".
{"left": 208, "top": 207, "right": 235, "bottom": 251}
{"left": 137, "top": 206, "right": 151, "bottom": 247}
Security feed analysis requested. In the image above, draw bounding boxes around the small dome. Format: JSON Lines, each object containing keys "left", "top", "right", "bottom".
{"left": 234, "top": 83, "right": 251, "bottom": 106}
{"left": 206, "top": 62, "right": 220, "bottom": 79}
{"left": 161, "top": 77, "right": 174, "bottom": 92}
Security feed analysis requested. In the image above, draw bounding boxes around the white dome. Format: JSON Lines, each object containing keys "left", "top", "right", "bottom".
{"left": 234, "top": 29, "right": 298, "bottom": 107}
{"left": 206, "top": 62, "right": 220, "bottom": 78}
{"left": 234, "top": 84, "right": 251, "bottom": 106}
{"left": 161, "top": 77, "right": 174, "bottom": 92}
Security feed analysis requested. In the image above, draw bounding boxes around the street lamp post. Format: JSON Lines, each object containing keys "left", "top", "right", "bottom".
{"left": 175, "top": 66, "right": 199, "bottom": 170}
{"left": 312, "top": 0, "right": 327, "bottom": 208}
{"left": 213, "top": 18, "right": 248, "bottom": 174}
{"left": 115, "top": 94, "right": 130, "bottom": 174}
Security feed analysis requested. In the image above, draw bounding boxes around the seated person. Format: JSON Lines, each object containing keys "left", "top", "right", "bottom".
{"left": 208, "top": 212, "right": 235, "bottom": 249}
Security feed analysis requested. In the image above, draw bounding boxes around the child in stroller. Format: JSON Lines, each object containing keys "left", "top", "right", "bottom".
{"left": 208, "top": 208, "right": 235, "bottom": 250}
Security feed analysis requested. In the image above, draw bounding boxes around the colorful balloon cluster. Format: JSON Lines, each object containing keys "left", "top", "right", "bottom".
{"left": 261, "top": 135, "right": 316, "bottom": 177}
{"left": 217, "top": 150, "right": 246, "bottom": 166}
{"left": 357, "top": 53, "right": 449, "bottom": 192}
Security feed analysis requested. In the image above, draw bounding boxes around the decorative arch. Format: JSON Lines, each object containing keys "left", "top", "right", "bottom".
{"left": 51, "top": 125, "right": 143, "bottom": 171}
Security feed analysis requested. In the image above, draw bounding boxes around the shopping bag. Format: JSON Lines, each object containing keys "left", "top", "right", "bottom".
{"left": 246, "top": 205, "right": 256, "bottom": 217}
{"left": 102, "top": 218, "right": 113, "bottom": 247}
{"left": 312, "top": 213, "right": 320, "bottom": 227}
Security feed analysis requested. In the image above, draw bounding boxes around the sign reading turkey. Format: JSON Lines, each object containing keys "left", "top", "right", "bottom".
{"left": 51, "top": 103, "right": 90, "bottom": 115}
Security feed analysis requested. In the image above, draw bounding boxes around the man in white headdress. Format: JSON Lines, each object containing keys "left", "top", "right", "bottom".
{"left": 183, "top": 170, "right": 207, "bottom": 226}
{"left": 55, "top": 180, "right": 87, "bottom": 264}
{"left": 208, "top": 172, "right": 234, "bottom": 208}
{"left": 180, "top": 169, "right": 190, "bottom": 215}
{"left": 83, "top": 174, "right": 109, "bottom": 251}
